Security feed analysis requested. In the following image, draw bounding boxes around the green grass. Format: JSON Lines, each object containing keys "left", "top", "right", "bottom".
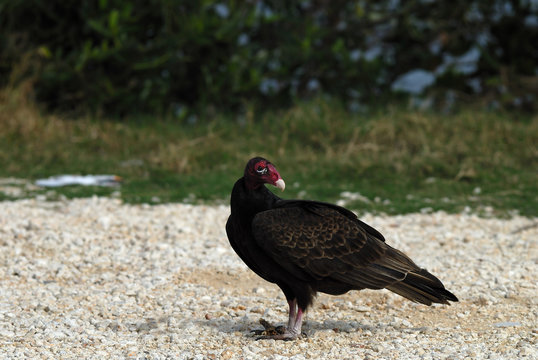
{"left": 1, "top": 87, "right": 537, "bottom": 216}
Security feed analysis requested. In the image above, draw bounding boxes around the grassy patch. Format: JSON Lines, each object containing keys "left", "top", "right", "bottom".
{"left": 1, "top": 87, "right": 537, "bottom": 216}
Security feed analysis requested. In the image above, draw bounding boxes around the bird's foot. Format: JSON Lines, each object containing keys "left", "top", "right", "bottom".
{"left": 256, "top": 331, "right": 301, "bottom": 341}
{"left": 253, "top": 318, "right": 303, "bottom": 341}
{"left": 251, "top": 318, "right": 286, "bottom": 337}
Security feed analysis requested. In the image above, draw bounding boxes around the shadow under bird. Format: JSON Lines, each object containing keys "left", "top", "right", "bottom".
{"left": 226, "top": 157, "right": 458, "bottom": 340}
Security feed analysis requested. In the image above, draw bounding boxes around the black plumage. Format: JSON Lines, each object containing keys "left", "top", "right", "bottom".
{"left": 226, "top": 157, "right": 458, "bottom": 340}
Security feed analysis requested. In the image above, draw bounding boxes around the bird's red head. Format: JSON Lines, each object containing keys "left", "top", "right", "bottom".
{"left": 244, "top": 157, "right": 285, "bottom": 191}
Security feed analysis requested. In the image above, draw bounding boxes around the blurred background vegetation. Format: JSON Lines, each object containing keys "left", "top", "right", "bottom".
{"left": 0, "top": 0, "right": 537, "bottom": 215}
{"left": 1, "top": 0, "right": 537, "bottom": 115}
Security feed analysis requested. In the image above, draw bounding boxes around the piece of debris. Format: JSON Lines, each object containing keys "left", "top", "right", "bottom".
{"left": 36, "top": 175, "right": 122, "bottom": 187}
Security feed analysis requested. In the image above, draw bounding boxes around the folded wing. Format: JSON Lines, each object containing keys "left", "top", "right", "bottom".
{"left": 252, "top": 202, "right": 458, "bottom": 305}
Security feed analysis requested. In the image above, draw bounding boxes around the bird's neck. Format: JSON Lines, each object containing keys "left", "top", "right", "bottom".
{"left": 231, "top": 178, "right": 277, "bottom": 219}
{"left": 243, "top": 175, "right": 263, "bottom": 191}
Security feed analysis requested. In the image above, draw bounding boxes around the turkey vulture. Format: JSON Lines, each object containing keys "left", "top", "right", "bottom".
{"left": 226, "top": 157, "right": 458, "bottom": 340}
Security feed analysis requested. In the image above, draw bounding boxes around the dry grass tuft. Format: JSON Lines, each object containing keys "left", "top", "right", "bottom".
{"left": 1, "top": 90, "right": 536, "bottom": 214}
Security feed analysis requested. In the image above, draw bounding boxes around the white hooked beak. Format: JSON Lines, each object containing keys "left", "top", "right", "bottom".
{"left": 275, "top": 179, "right": 286, "bottom": 191}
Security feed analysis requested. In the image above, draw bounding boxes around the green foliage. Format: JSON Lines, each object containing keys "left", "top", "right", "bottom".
{"left": 1, "top": 0, "right": 537, "bottom": 115}
{"left": 1, "top": 88, "right": 537, "bottom": 215}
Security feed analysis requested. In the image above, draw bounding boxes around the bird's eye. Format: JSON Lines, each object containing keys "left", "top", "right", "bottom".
{"left": 256, "top": 166, "right": 268, "bottom": 175}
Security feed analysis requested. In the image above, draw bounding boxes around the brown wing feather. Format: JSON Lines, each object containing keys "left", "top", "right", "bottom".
{"left": 252, "top": 206, "right": 388, "bottom": 280}
{"left": 252, "top": 204, "right": 458, "bottom": 305}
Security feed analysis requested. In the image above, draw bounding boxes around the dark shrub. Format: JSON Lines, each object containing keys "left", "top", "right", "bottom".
{"left": 1, "top": 0, "right": 536, "bottom": 115}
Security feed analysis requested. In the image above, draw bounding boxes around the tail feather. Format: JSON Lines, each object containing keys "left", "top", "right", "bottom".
{"left": 386, "top": 269, "right": 458, "bottom": 305}
{"left": 332, "top": 244, "right": 458, "bottom": 305}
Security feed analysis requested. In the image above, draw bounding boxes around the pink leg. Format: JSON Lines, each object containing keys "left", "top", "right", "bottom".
{"left": 257, "top": 305, "right": 304, "bottom": 341}
{"left": 287, "top": 299, "right": 297, "bottom": 330}
{"left": 288, "top": 308, "right": 304, "bottom": 338}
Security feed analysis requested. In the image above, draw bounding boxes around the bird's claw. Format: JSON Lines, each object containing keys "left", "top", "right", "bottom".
{"left": 252, "top": 318, "right": 304, "bottom": 340}
{"left": 256, "top": 330, "right": 303, "bottom": 341}
{"left": 251, "top": 318, "right": 287, "bottom": 338}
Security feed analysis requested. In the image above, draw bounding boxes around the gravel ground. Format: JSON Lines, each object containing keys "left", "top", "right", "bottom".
{"left": 0, "top": 197, "right": 536, "bottom": 359}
